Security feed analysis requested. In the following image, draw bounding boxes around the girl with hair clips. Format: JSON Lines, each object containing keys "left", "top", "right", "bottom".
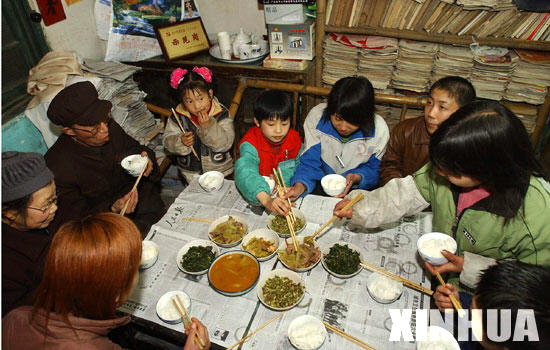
{"left": 2, "top": 152, "right": 57, "bottom": 316}
{"left": 2, "top": 213, "right": 211, "bottom": 350}
{"left": 286, "top": 76, "right": 389, "bottom": 199}
{"left": 334, "top": 101, "right": 550, "bottom": 303}
{"left": 163, "top": 66, "right": 235, "bottom": 184}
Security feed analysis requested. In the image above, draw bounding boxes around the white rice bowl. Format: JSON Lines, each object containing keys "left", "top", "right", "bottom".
{"left": 288, "top": 315, "right": 327, "bottom": 350}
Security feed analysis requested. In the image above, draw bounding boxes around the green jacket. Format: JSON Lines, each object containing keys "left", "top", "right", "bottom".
{"left": 414, "top": 163, "right": 550, "bottom": 292}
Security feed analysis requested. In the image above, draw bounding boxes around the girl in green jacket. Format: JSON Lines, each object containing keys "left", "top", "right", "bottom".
{"left": 334, "top": 101, "right": 550, "bottom": 311}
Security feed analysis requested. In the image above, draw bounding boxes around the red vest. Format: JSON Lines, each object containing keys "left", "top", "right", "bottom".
{"left": 238, "top": 126, "right": 302, "bottom": 176}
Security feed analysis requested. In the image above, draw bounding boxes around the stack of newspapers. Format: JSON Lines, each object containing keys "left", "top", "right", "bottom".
{"left": 391, "top": 39, "right": 438, "bottom": 92}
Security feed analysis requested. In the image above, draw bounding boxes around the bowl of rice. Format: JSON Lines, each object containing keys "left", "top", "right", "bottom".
{"left": 288, "top": 315, "right": 327, "bottom": 350}
{"left": 417, "top": 232, "right": 457, "bottom": 266}
{"left": 416, "top": 325, "right": 460, "bottom": 350}
{"left": 199, "top": 171, "right": 224, "bottom": 192}
{"left": 366, "top": 272, "right": 403, "bottom": 304}
{"left": 121, "top": 154, "right": 148, "bottom": 177}
{"left": 321, "top": 174, "right": 347, "bottom": 197}
{"left": 140, "top": 240, "right": 159, "bottom": 269}
{"left": 156, "top": 290, "right": 191, "bottom": 324}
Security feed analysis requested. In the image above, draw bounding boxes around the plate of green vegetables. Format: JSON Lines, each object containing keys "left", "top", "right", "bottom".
{"left": 177, "top": 239, "right": 219, "bottom": 275}
{"left": 321, "top": 241, "right": 364, "bottom": 279}
{"left": 268, "top": 208, "right": 306, "bottom": 238}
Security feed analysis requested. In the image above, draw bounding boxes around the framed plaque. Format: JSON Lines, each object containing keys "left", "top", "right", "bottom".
{"left": 155, "top": 18, "right": 210, "bottom": 61}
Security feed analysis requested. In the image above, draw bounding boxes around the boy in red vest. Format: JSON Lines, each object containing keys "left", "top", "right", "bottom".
{"left": 235, "top": 90, "right": 302, "bottom": 215}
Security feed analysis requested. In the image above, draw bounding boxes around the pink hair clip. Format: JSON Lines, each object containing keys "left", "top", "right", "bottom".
{"left": 170, "top": 68, "right": 187, "bottom": 89}
{"left": 192, "top": 66, "right": 212, "bottom": 83}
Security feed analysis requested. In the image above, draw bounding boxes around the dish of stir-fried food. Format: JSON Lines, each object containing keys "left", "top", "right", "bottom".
{"left": 323, "top": 243, "right": 361, "bottom": 275}
{"left": 271, "top": 215, "right": 304, "bottom": 236}
{"left": 278, "top": 241, "right": 321, "bottom": 269}
{"left": 210, "top": 216, "right": 246, "bottom": 244}
{"left": 180, "top": 245, "right": 216, "bottom": 272}
{"left": 262, "top": 275, "right": 304, "bottom": 309}
{"left": 243, "top": 237, "right": 277, "bottom": 258}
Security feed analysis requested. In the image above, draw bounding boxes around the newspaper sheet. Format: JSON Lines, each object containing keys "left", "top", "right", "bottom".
{"left": 122, "top": 179, "right": 432, "bottom": 349}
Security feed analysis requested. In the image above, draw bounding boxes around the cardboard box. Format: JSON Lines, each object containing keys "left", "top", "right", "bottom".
{"left": 264, "top": 4, "right": 306, "bottom": 24}
{"left": 267, "top": 19, "right": 315, "bottom": 60}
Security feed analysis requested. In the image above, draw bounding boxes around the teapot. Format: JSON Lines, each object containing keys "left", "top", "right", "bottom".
{"left": 232, "top": 28, "right": 251, "bottom": 58}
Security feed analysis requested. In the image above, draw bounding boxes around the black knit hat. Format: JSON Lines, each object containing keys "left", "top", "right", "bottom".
{"left": 47, "top": 81, "right": 112, "bottom": 127}
{"left": 2, "top": 152, "right": 54, "bottom": 203}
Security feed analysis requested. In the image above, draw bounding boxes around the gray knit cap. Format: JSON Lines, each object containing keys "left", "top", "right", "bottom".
{"left": 2, "top": 151, "right": 54, "bottom": 203}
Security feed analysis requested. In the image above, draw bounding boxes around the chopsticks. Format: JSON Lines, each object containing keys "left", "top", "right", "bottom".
{"left": 120, "top": 160, "right": 148, "bottom": 216}
{"left": 307, "top": 193, "right": 364, "bottom": 241}
{"left": 227, "top": 312, "right": 285, "bottom": 350}
{"left": 360, "top": 260, "right": 434, "bottom": 296}
{"left": 272, "top": 168, "right": 299, "bottom": 253}
{"left": 182, "top": 217, "right": 214, "bottom": 223}
{"left": 272, "top": 168, "right": 297, "bottom": 223}
{"left": 172, "top": 296, "right": 205, "bottom": 350}
{"left": 323, "top": 322, "right": 376, "bottom": 350}
{"left": 435, "top": 272, "right": 465, "bottom": 317}
{"left": 171, "top": 108, "right": 199, "bottom": 160}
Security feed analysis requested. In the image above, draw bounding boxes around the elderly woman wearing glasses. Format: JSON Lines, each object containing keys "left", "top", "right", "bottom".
{"left": 2, "top": 151, "right": 58, "bottom": 316}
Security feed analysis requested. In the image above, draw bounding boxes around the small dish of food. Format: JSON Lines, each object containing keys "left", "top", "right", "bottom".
{"left": 268, "top": 209, "right": 306, "bottom": 238}
{"left": 241, "top": 228, "right": 279, "bottom": 261}
{"left": 366, "top": 272, "right": 403, "bottom": 304}
{"left": 416, "top": 325, "right": 460, "bottom": 350}
{"left": 288, "top": 315, "right": 327, "bottom": 350}
{"left": 121, "top": 154, "right": 148, "bottom": 177}
{"left": 140, "top": 240, "right": 159, "bottom": 269}
{"left": 199, "top": 171, "right": 224, "bottom": 192}
{"left": 278, "top": 236, "right": 321, "bottom": 272}
{"left": 321, "top": 241, "right": 364, "bottom": 278}
{"left": 257, "top": 269, "right": 305, "bottom": 311}
{"left": 417, "top": 232, "right": 457, "bottom": 266}
{"left": 208, "top": 215, "right": 248, "bottom": 247}
{"left": 321, "top": 174, "right": 347, "bottom": 197}
{"left": 156, "top": 290, "right": 191, "bottom": 324}
{"left": 208, "top": 251, "right": 260, "bottom": 296}
{"left": 176, "top": 239, "right": 219, "bottom": 275}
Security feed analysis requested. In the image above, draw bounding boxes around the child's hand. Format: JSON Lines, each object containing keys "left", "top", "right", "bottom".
{"left": 181, "top": 131, "right": 195, "bottom": 147}
{"left": 333, "top": 199, "right": 352, "bottom": 219}
{"left": 197, "top": 111, "right": 211, "bottom": 127}
{"left": 425, "top": 251, "right": 464, "bottom": 275}
{"left": 336, "top": 173, "right": 361, "bottom": 198}
{"left": 433, "top": 283, "right": 459, "bottom": 312}
{"left": 267, "top": 196, "right": 291, "bottom": 216}
{"left": 284, "top": 183, "right": 306, "bottom": 201}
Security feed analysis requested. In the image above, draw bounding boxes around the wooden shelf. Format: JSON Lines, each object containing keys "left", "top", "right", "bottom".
{"left": 324, "top": 25, "right": 550, "bottom": 52}
{"left": 314, "top": 0, "right": 550, "bottom": 146}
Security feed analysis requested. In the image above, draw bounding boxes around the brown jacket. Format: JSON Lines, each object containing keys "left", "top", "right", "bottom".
{"left": 2, "top": 306, "right": 130, "bottom": 349}
{"left": 379, "top": 116, "right": 430, "bottom": 186}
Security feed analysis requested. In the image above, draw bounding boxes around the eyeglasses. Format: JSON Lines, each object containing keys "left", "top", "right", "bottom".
{"left": 28, "top": 196, "right": 58, "bottom": 214}
{"left": 71, "top": 115, "right": 111, "bottom": 136}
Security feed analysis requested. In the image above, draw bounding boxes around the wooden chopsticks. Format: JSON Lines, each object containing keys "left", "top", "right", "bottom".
{"left": 227, "top": 312, "right": 285, "bottom": 350}
{"left": 171, "top": 108, "right": 199, "bottom": 160}
{"left": 172, "top": 295, "right": 205, "bottom": 350}
{"left": 323, "top": 321, "right": 376, "bottom": 350}
{"left": 120, "top": 160, "right": 148, "bottom": 216}
{"left": 307, "top": 193, "right": 364, "bottom": 241}
{"left": 360, "top": 260, "right": 434, "bottom": 296}
{"left": 435, "top": 272, "right": 465, "bottom": 317}
{"left": 182, "top": 217, "right": 214, "bottom": 223}
{"left": 272, "top": 168, "right": 299, "bottom": 253}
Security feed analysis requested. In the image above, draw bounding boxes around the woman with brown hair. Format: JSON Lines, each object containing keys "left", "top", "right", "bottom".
{"left": 2, "top": 213, "right": 210, "bottom": 349}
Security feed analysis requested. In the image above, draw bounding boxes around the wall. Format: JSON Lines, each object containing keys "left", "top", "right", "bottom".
{"left": 27, "top": 0, "right": 266, "bottom": 60}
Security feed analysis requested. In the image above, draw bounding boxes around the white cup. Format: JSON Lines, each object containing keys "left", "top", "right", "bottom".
{"left": 238, "top": 44, "right": 251, "bottom": 59}
{"left": 258, "top": 39, "right": 269, "bottom": 54}
{"left": 217, "top": 31, "right": 232, "bottom": 51}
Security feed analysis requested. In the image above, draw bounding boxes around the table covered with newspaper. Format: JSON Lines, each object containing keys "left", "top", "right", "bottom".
{"left": 120, "top": 178, "right": 433, "bottom": 349}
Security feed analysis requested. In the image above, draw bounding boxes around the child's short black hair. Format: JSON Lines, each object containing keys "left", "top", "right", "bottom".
{"left": 253, "top": 90, "right": 293, "bottom": 122}
{"left": 324, "top": 76, "right": 375, "bottom": 135}
{"left": 429, "top": 76, "right": 476, "bottom": 107}
{"left": 475, "top": 261, "right": 550, "bottom": 350}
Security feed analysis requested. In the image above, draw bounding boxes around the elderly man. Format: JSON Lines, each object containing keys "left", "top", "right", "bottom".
{"left": 45, "top": 81, "right": 165, "bottom": 235}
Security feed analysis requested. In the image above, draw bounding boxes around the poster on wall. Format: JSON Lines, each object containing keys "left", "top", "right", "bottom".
{"left": 105, "top": 0, "right": 200, "bottom": 62}
{"left": 36, "top": 0, "right": 66, "bottom": 26}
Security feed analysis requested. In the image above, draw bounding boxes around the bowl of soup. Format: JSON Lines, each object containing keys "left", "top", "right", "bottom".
{"left": 208, "top": 251, "right": 260, "bottom": 296}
